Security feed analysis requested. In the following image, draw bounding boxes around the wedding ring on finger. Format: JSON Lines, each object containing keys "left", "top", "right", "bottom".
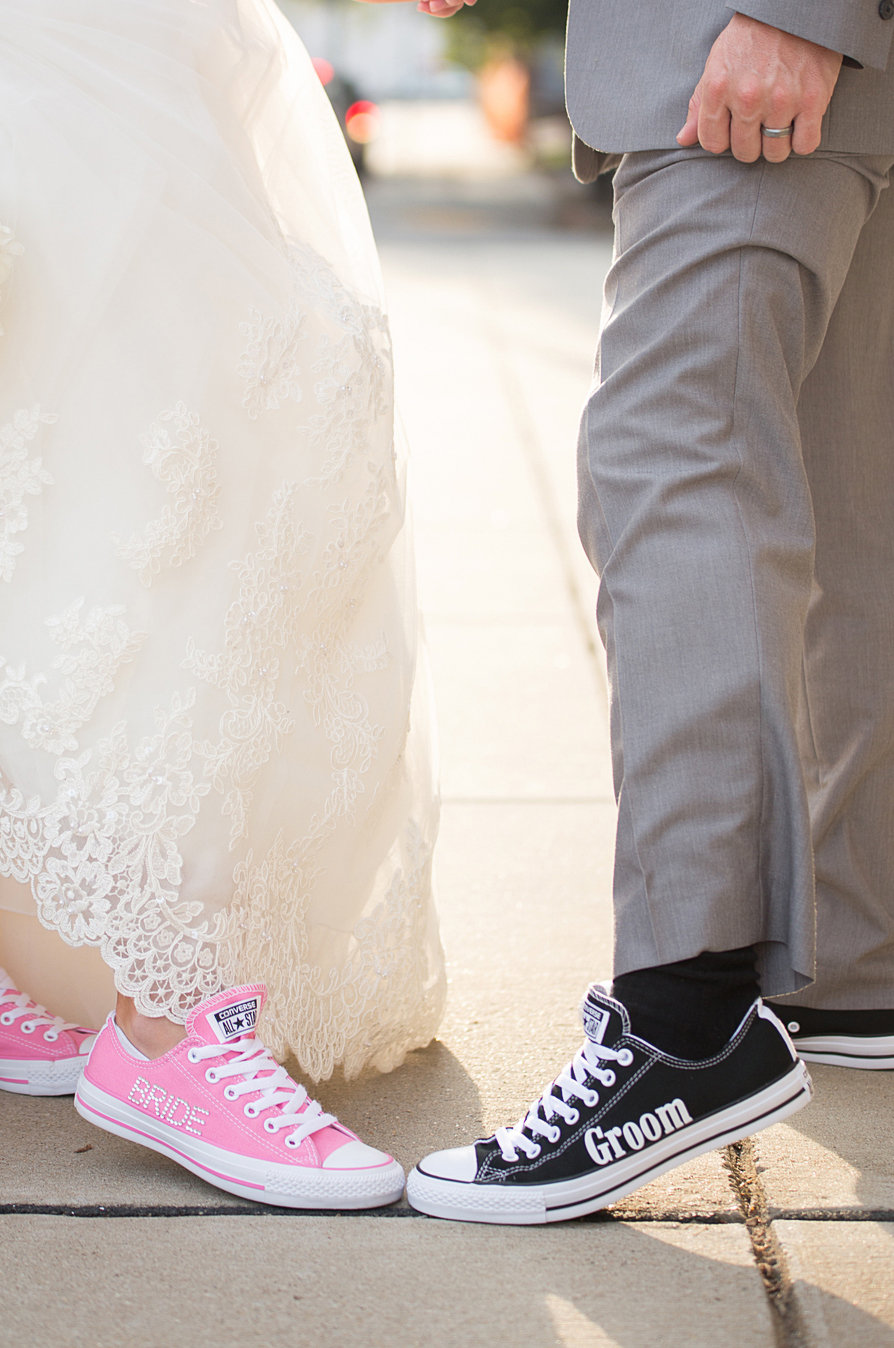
{"left": 761, "top": 124, "right": 794, "bottom": 138}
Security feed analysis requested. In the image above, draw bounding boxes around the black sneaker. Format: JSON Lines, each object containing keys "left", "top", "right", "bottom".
{"left": 764, "top": 1002, "right": 894, "bottom": 1069}
{"left": 407, "top": 985, "right": 813, "bottom": 1225}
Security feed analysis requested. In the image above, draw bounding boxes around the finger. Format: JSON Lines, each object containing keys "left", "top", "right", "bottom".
{"left": 760, "top": 124, "right": 794, "bottom": 163}
{"left": 697, "top": 100, "right": 733, "bottom": 155}
{"left": 790, "top": 106, "right": 823, "bottom": 156}
{"left": 692, "top": 73, "right": 735, "bottom": 154}
{"left": 676, "top": 91, "right": 701, "bottom": 146}
{"left": 728, "top": 113, "right": 764, "bottom": 163}
{"left": 756, "top": 89, "right": 797, "bottom": 162}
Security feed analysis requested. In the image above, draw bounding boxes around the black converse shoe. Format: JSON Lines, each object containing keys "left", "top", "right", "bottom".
{"left": 407, "top": 985, "right": 813, "bottom": 1225}
{"left": 764, "top": 1003, "right": 894, "bottom": 1069}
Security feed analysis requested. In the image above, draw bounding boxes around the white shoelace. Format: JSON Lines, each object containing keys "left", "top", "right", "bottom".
{"left": 0, "top": 975, "right": 88, "bottom": 1046}
{"left": 188, "top": 1036, "right": 337, "bottom": 1148}
{"left": 495, "top": 1037, "right": 635, "bottom": 1162}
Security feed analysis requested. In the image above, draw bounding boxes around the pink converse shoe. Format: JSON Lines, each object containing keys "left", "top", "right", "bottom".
{"left": 0, "top": 969, "right": 97, "bottom": 1095}
{"left": 75, "top": 984, "right": 405, "bottom": 1210}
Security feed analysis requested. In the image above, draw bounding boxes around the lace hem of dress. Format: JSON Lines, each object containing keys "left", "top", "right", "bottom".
{"left": 3, "top": 763, "right": 445, "bottom": 1079}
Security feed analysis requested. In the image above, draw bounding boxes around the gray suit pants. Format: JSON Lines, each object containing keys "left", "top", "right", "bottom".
{"left": 578, "top": 148, "right": 894, "bottom": 1005}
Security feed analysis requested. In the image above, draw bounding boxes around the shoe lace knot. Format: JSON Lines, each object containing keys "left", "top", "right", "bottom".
{"left": 495, "top": 1038, "right": 634, "bottom": 1163}
{"left": 189, "top": 1036, "right": 337, "bottom": 1147}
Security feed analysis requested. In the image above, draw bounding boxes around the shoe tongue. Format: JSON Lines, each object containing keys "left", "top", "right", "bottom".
{"left": 188, "top": 985, "right": 266, "bottom": 1046}
{"left": 581, "top": 983, "right": 631, "bottom": 1045}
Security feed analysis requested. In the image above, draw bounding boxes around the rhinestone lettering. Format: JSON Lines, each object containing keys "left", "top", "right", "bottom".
{"left": 128, "top": 1075, "right": 209, "bottom": 1136}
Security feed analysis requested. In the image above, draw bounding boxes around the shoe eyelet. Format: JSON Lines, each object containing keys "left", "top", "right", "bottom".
{"left": 616, "top": 1049, "right": 634, "bottom": 1068}
{"left": 0, "top": 1012, "right": 14, "bottom": 1026}
{"left": 244, "top": 1102, "right": 259, "bottom": 1118}
{"left": 20, "top": 1023, "right": 35, "bottom": 1035}
{"left": 223, "top": 1086, "right": 239, "bottom": 1102}
{"left": 787, "top": 1021, "right": 800, "bottom": 1034}
{"left": 584, "top": 1090, "right": 599, "bottom": 1109}
{"left": 205, "top": 1068, "right": 220, "bottom": 1084}
{"left": 528, "top": 1145, "right": 542, "bottom": 1159}
{"left": 187, "top": 1048, "right": 201, "bottom": 1064}
{"left": 548, "top": 1126, "right": 561, "bottom": 1144}
{"left": 601, "top": 1070, "right": 617, "bottom": 1087}
{"left": 285, "top": 1135, "right": 300, "bottom": 1149}
{"left": 43, "top": 1031, "right": 59, "bottom": 1043}
{"left": 566, "top": 1108, "right": 580, "bottom": 1126}
{"left": 263, "top": 1118, "right": 277, "bottom": 1133}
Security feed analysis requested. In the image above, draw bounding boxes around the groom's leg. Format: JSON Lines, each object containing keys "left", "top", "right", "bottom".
{"left": 794, "top": 165, "right": 894, "bottom": 1010}
{"left": 577, "top": 148, "right": 890, "bottom": 998}
{"left": 404, "top": 147, "right": 889, "bottom": 1226}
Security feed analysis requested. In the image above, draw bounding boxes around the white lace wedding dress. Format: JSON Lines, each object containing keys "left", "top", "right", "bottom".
{"left": 0, "top": 0, "right": 445, "bottom": 1079}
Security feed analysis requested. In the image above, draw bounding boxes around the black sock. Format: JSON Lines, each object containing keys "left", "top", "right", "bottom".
{"left": 610, "top": 946, "right": 760, "bottom": 1060}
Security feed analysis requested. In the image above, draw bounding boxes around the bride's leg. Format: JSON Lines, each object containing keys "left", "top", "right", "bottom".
{"left": 114, "top": 995, "right": 185, "bottom": 1059}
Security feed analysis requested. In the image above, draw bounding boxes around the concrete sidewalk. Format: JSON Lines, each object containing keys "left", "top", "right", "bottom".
{"left": 2, "top": 171, "right": 893, "bottom": 1348}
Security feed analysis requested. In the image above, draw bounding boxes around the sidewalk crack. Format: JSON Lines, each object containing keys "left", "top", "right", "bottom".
{"left": 725, "top": 1137, "right": 810, "bottom": 1348}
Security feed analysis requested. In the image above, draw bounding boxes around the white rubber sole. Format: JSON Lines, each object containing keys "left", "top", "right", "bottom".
{"left": 0, "top": 1056, "right": 87, "bottom": 1096}
{"left": 407, "top": 1061, "right": 813, "bottom": 1226}
{"left": 795, "top": 1035, "right": 894, "bottom": 1070}
{"left": 75, "top": 1076, "right": 406, "bottom": 1210}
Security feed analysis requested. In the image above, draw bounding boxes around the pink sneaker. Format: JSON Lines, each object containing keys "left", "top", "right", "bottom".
{"left": 0, "top": 969, "right": 97, "bottom": 1095}
{"left": 75, "top": 984, "right": 405, "bottom": 1210}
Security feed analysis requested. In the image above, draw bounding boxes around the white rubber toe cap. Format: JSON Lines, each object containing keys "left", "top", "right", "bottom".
{"left": 323, "top": 1139, "right": 394, "bottom": 1171}
{"left": 417, "top": 1145, "right": 479, "bottom": 1182}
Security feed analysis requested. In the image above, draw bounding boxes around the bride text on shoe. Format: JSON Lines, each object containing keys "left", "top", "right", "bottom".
{"left": 128, "top": 1076, "right": 209, "bottom": 1136}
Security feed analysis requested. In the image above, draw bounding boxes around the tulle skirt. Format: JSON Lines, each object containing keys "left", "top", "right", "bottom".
{"left": 0, "top": 0, "right": 445, "bottom": 1078}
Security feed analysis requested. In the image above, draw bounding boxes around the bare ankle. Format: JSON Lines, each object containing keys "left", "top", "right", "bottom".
{"left": 115, "top": 994, "right": 185, "bottom": 1059}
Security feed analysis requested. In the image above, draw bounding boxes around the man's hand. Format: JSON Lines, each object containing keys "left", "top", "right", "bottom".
{"left": 677, "top": 13, "right": 842, "bottom": 162}
{"left": 417, "top": 0, "right": 476, "bottom": 14}
{"left": 352, "top": 0, "right": 477, "bottom": 13}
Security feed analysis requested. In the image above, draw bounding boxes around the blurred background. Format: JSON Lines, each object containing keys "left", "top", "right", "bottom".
{"left": 279, "top": 0, "right": 600, "bottom": 188}
{"left": 270, "top": 0, "right": 614, "bottom": 654}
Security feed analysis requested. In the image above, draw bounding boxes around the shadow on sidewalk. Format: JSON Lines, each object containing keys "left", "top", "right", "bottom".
{"left": 297, "top": 1039, "right": 482, "bottom": 1180}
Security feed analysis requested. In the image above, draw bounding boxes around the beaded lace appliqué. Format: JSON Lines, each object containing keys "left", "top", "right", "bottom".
{"left": 185, "top": 482, "right": 309, "bottom": 848}
{"left": 114, "top": 403, "right": 223, "bottom": 584}
{"left": 0, "top": 600, "right": 145, "bottom": 756}
{"left": 0, "top": 409, "right": 56, "bottom": 584}
{"left": 224, "top": 821, "right": 445, "bottom": 1079}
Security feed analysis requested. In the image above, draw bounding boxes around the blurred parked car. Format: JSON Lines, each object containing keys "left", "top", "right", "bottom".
{"left": 312, "top": 57, "right": 380, "bottom": 177}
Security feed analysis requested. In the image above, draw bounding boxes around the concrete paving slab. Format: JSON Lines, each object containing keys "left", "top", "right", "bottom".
{"left": 495, "top": 313, "right": 604, "bottom": 655}
{"left": 0, "top": 1215, "right": 775, "bottom": 1348}
{"left": 752, "top": 1066, "right": 894, "bottom": 1214}
{"left": 389, "top": 284, "right": 548, "bottom": 536}
{"left": 775, "top": 1220, "right": 894, "bottom": 1345}
{"left": 414, "top": 524, "right": 574, "bottom": 624}
{"left": 385, "top": 222, "right": 609, "bottom": 672}
{"left": 427, "top": 620, "right": 612, "bottom": 802}
{"left": 0, "top": 1091, "right": 245, "bottom": 1210}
